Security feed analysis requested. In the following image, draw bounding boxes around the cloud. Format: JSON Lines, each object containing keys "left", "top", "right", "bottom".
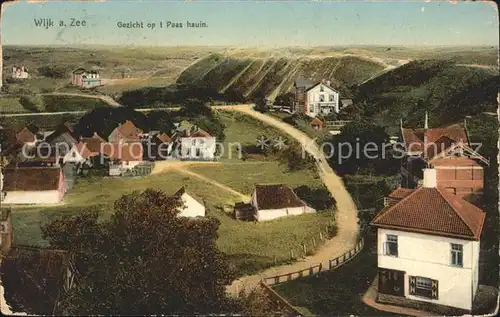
{"left": 421, "top": 7, "right": 425, "bottom": 12}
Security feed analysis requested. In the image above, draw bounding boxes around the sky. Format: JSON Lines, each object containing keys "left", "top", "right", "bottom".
{"left": 1, "top": 0, "right": 498, "bottom": 47}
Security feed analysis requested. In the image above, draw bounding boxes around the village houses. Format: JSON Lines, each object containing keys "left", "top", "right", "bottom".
{"left": 170, "top": 121, "right": 217, "bottom": 161}
{"left": 400, "top": 113, "right": 489, "bottom": 201}
{"left": 293, "top": 77, "right": 340, "bottom": 117}
{"left": 371, "top": 167, "right": 486, "bottom": 313}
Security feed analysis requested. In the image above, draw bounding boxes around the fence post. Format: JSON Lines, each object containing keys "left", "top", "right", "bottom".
{"left": 319, "top": 263, "right": 322, "bottom": 272}
{"left": 329, "top": 259, "right": 332, "bottom": 269}
{"left": 309, "top": 267, "right": 314, "bottom": 275}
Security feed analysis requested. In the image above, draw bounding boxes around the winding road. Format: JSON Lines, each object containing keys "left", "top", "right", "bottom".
{"left": 1, "top": 92, "right": 360, "bottom": 298}
{"left": 214, "top": 105, "right": 359, "bottom": 296}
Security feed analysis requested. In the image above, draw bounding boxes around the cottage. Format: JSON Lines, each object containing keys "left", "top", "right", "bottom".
{"left": 11, "top": 66, "right": 28, "bottom": 79}
{"left": 108, "top": 120, "right": 143, "bottom": 143}
{"left": 178, "top": 128, "right": 216, "bottom": 160}
{"left": 247, "top": 184, "right": 315, "bottom": 221}
{"left": 1, "top": 167, "right": 66, "bottom": 204}
{"left": 293, "top": 78, "right": 340, "bottom": 117}
{"left": 172, "top": 187, "right": 205, "bottom": 218}
{"left": 101, "top": 142, "right": 144, "bottom": 176}
{"left": 71, "top": 68, "right": 101, "bottom": 88}
{"left": 0, "top": 208, "right": 13, "bottom": 254}
{"left": 371, "top": 168, "right": 485, "bottom": 313}
{"left": 310, "top": 117, "right": 324, "bottom": 130}
{"left": 400, "top": 113, "right": 489, "bottom": 199}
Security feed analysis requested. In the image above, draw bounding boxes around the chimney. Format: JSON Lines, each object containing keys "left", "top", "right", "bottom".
{"left": 326, "top": 80, "right": 331, "bottom": 86}
{"left": 422, "top": 168, "right": 437, "bottom": 188}
{"left": 424, "top": 111, "right": 429, "bottom": 130}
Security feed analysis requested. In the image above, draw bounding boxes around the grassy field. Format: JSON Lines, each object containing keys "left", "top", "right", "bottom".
{"left": 11, "top": 170, "right": 334, "bottom": 277}
{"left": 0, "top": 96, "right": 26, "bottom": 113}
{"left": 41, "top": 95, "right": 109, "bottom": 112}
{"left": 2, "top": 45, "right": 220, "bottom": 94}
{"left": 272, "top": 235, "right": 398, "bottom": 316}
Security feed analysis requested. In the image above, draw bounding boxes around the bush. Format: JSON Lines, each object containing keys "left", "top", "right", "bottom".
{"left": 294, "top": 185, "right": 336, "bottom": 211}
{"left": 37, "top": 65, "right": 68, "bottom": 79}
{"left": 19, "top": 94, "right": 44, "bottom": 112}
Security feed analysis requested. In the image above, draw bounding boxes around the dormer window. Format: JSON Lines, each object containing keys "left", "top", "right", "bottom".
{"left": 320, "top": 85, "right": 324, "bottom": 92}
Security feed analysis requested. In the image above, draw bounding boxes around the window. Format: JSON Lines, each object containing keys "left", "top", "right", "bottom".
{"left": 319, "top": 95, "right": 325, "bottom": 102}
{"left": 320, "top": 85, "right": 324, "bottom": 92}
{"left": 451, "top": 243, "right": 463, "bottom": 267}
{"left": 309, "top": 104, "right": 315, "bottom": 113}
{"left": 384, "top": 234, "right": 398, "bottom": 257}
{"left": 409, "top": 276, "right": 438, "bottom": 299}
{"left": 329, "top": 94, "right": 335, "bottom": 101}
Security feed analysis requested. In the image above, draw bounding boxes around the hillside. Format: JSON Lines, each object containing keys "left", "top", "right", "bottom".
{"left": 175, "top": 51, "right": 388, "bottom": 102}
{"left": 353, "top": 59, "right": 499, "bottom": 132}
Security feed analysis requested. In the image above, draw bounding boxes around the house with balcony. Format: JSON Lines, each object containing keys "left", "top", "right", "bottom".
{"left": 371, "top": 168, "right": 486, "bottom": 313}
{"left": 400, "top": 114, "right": 489, "bottom": 201}
{"left": 293, "top": 78, "right": 340, "bottom": 117}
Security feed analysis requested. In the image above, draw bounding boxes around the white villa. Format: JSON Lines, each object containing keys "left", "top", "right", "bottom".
{"left": 12, "top": 66, "right": 29, "bottom": 79}
{"left": 293, "top": 78, "right": 340, "bottom": 117}
{"left": 371, "top": 168, "right": 485, "bottom": 312}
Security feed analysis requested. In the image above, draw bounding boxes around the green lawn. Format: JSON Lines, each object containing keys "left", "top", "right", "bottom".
{"left": 0, "top": 97, "right": 26, "bottom": 113}
{"left": 11, "top": 170, "right": 334, "bottom": 277}
{"left": 189, "top": 162, "right": 322, "bottom": 195}
{"left": 42, "top": 95, "right": 109, "bottom": 112}
{"left": 272, "top": 235, "right": 399, "bottom": 316}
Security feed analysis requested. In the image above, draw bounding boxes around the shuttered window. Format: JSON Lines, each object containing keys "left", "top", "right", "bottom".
{"left": 409, "top": 276, "right": 438, "bottom": 299}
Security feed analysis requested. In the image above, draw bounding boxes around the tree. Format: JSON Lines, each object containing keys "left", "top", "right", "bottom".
{"left": 326, "top": 120, "right": 399, "bottom": 176}
{"left": 42, "top": 189, "right": 236, "bottom": 315}
{"left": 37, "top": 65, "right": 68, "bottom": 78}
{"left": 147, "top": 110, "right": 175, "bottom": 133}
{"left": 294, "top": 185, "right": 336, "bottom": 211}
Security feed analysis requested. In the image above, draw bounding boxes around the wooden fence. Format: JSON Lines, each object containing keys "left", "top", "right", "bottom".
{"left": 262, "top": 237, "right": 365, "bottom": 286}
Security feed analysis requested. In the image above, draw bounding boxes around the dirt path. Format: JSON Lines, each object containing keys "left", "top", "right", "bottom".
{"left": 151, "top": 160, "right": 250, "bottom": 201}
{"left": 215, "top": 105, "right": 359, "bottom": 296}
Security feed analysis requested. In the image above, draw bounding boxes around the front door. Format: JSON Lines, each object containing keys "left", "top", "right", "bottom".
{"left": 378, "top": 268, "right": 405, "bottom": 297}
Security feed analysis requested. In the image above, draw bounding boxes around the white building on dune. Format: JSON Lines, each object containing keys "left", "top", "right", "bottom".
{"left": 250, "top": 184, "right": 315, "bottom": 221}
{"left": 172, "top": 187, "right": 205, "bottom": 218}
{"left": 371, "top": 168, "right": 486, "bottom": 313}
{"left": 293, "top": 78, "right": 340, "bottom": 117}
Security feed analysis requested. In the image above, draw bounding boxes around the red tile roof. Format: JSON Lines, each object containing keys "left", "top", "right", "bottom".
{"left": 310, "top": 118, "right": 324, "bottom": 126}
{"left": 388, "top": 187, "right": 414, "bottom": 200}
{"left": 402, "top": 123, "right": 468, "bottom": 155}
{"left": 80, "top": 133, "right": 106, "bottom": 153}
{"left": 189, "top": 129, "right": 212, "bottom": 138}
{"left": 101, "top": 142, "right": 143, "bottom": 161}
{"left": 3, "top": 167, "right": 62, "bottom": 191}
{"left": 112, "top": 120, "right": 143, "bottom": 141}
{"left": 16, "top": 127, "right": 36, "bottom": 143}
{"left": 156, "top": 133, "right": 171, "bottom": 143}
{"left": 372, "top": 187, "right": 485, "bottom": 240}
{"left": 74, "top": 143, "right": 94, "bottom": 159}
{"left": 254, "top": 184, "right": 306, "bottom": 210}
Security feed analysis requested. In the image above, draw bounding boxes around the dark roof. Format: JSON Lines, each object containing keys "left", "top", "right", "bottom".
{"left": 0, "top": 245, "right": 71, "bottom": 315}
{"left": 372, "top": 187, "right": 485, "bottom": 240}
{"left": 401, "top": 123, "right": 469, "bottom": 154}
{"left": 254, "top": 184, "right": 306, "bottom": 210}
{"left": 305, "top": 81, "right": 338, "bottom": 93}
{"left": 294, "top": 77, "right": 315, "bottom": 89}
{"left": 3, "top": 167, "right": 61, "bottom": 191}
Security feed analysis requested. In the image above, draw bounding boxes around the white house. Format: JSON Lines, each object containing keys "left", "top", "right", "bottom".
{"left": 177, "top": 128, "right": 216, "bottom": 161}
{"left": 250, "top": 184, "right": 315, "bottom": 221}
{"left": 304, "top": 80, "right": 340, "bottom": 117}
{"left": 371, "top": 168, "right": 485, "bottom": 312}
{"left": 12, "top": 66, "right": 29, "bottom": 79}
{"left": 1, "top": 167, "right": 66, "bottom": 204}
{"left": 173, "top": 187, "right": 205, "bottom": 218}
